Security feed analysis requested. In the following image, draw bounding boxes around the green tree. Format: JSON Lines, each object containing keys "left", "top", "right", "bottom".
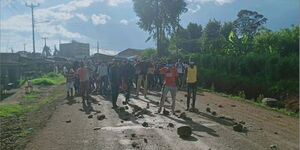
{"left": 221, "top": 21, "right": 234, "bottom": 39}
{"left": 234, "top": 9, "right": 267, "bottom": 38}
{"left": 133, "top": 0, "right": 187, "bottom": 56}
{"left": 200, "top": 19, "right": 227, "bottom": 54}
{"left": 187, "top": 23, "right": 202, "bottom": 39}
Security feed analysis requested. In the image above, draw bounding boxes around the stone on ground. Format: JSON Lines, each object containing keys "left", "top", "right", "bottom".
{"left": 233, "top": 123, "right": 244, "bottom": 132}
{"left": 88, "top": 115, "right": 93, "bottom": 118}
{"left": 206, "top": 107, "right": 211, "bottom": 112}
{"left": 177, "top": 126, "right": 192, "bottom": 138}
{"left": 167, "top": 123, "right": 175, "bottom": 128}
{"left": 142, "top": 122, "right": 149, "bottom": 127}
{"left": 262, "top": 98, "right": 280, "bottom": 107}
{"left": 97, "top": 114, "right": 106, "bottom": 120}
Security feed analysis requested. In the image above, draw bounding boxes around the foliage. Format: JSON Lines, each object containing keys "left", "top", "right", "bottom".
{"left": 140, "top": 48, "right": 157, "bottom": 60}
{"left": 233, "top": 9, "right": 267, "bottom": 38}
{"left": 32, "top": 72, "right": 65, "bottom": 86}
{"left": 23, "top": 92, "right": 39, "bottom": 101}
{"left": 133, "top": 0, "right": 187, "bottom": 56}
{"left": 140, "top": 9, "right": 299, "bottom": 112}
{"left": 0, "top": 105, "right": 33, "bottom": 117}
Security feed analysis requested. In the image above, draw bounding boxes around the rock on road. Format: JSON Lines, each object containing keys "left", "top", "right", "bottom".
{"left": 25, "top": 90, "right": 299, "bottom": 150}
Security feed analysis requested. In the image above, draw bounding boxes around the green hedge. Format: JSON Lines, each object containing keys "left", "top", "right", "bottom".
{"left": 194, "top": 53, "right": 299, "bottom": 100}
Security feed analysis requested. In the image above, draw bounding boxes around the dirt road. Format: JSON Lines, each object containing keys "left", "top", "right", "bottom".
{"left": 25, "top": 90, "right": 299, "bottom": 150}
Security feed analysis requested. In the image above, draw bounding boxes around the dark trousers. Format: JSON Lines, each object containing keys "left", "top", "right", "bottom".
{"left": 99, "top": 75, "right": 108, "bottom": 95}
{"left": 147, "top": 74, "right": 154, "bottom": 90}
{"left": 111, "top": 83, "right": 119, "bottom": 107}
{"left": 125, "top": 79, "right": 132, "bottom": 102}
{"left": 187, "top": 82, "right": 197, "bottom": 109}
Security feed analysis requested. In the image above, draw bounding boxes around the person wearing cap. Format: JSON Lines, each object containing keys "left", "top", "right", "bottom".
{"left": 186, "top": 61, "right": 197, "bottom": 111}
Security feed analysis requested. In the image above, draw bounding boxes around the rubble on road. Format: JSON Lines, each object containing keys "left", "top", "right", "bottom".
{"left": 177, "top": 126, "right": 192, "bottom": 138}
{"left": 206, "top": 107, "right": 211, "bottom": 112}
{"left": 270, "top": 145, "right": 277, "bottom": 150}
{"left": 233, "top": 123, "right": 248, "bottom": 132}
{"left": 142, "top": 122, "right": 149, "bottom": 127}
{"left": 93, "top": 127, "right": 101, "bottom": 130}
{"left": 131, "top": 142, "right": 138, "bottom": 148}
{"left": 97, "top": 114, "right": 106, "bottom": 120}
{"left": 167, "top": 123, "right": 174, "bottom": 128}
{"left": 88, "top": 115, "right": 93, "bottom": 118}
{"left": 212, "top": 111, "right": 217, "bottom": 116}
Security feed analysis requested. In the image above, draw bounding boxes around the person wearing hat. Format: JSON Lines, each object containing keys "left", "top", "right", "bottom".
{"left": 186, "top": 61, "right": 197, "bottom": 111}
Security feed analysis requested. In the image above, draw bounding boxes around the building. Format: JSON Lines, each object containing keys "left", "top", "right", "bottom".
{"left": 0, "top": 53, "right": 22, "bottom": 88}
{"left": 59, "top": 40, "right": 90, "bottom": 59}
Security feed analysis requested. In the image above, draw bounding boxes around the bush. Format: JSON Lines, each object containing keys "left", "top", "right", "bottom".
{"left": 32, "top": 78, "right": 55, "bottom": 86}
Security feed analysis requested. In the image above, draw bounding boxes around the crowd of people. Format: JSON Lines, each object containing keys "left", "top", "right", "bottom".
{"left": 62, "top": 58, "right": 198, "bottom": 113}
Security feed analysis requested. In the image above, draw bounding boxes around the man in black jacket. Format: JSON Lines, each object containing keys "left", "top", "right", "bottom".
{"left": 121, "top": 60, "right": 135, "bottom": 104}
{"left": 109, "top": 59, "right": 121, "bottom": 109}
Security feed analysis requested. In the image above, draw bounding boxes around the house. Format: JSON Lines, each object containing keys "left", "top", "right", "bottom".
{"left": 59, "top": 40, "right": 90, "bottom": 59}
{"left": 0, "top": 53, "right": 22, "bottom": 88}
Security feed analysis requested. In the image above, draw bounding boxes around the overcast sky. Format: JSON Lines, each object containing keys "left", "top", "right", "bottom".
{"left": 0, "top": 0, "right": 298, "bottom": 55}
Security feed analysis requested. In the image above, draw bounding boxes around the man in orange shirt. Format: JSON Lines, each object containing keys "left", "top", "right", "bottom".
{"left": 77, "top": 62, "right": 89, "bottom": 102}
{"left": 158, "top": 61, "right": 178, "bottom": 114}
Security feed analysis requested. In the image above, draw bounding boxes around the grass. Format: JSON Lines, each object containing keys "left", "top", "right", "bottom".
{"left": 199, "top": 88, "right": 299, "bottom": 118}
{"left": 23, "top": 92, "right": 39, "bottom": 101}
{"left": 0, "top": 105, "right": 34, "bottom": 117}
{"left": 32, "top": 72, "right": 65, "bottom": 86}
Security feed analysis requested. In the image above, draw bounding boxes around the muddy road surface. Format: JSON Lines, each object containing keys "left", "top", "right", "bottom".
{"left": 25, "top": 90, "right": 299, "bottom": 150}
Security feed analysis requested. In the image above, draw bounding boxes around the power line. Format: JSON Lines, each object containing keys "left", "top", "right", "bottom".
{"left": 25, "top": 2, "right": 39, "bottom": 54}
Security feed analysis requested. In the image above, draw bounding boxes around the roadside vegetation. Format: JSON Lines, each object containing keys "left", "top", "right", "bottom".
{"left": 137, "top": 8, "right": 299, "bottom": 114}
{"left": 0, "top": 72, "right": 65, "bottom": 149}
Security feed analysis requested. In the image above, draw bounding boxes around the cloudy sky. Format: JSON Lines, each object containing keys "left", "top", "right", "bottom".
{"left": 0, "top": 0, "right": 298, "bottom": 55}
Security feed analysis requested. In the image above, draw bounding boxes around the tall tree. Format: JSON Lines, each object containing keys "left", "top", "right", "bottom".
{"left": 187, "top": 23, "right": 202, "bottom": 39}
{"left": 133, "top": 0, "right": 187, "bottom": 56}
{"left": 200, "top": 19, "right": 226, "bottom": 54}
{"left": 221, "top": 21, "right": 234, "bottom": 39}
{"left": 234, "top": 9, "right": 267, "bottom": 38}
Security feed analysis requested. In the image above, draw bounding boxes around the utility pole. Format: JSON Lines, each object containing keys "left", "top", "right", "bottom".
{"left": 97, "top": 41, "right": 99, "bottom": 53}
{"left": 26, "top": 2, "right": 39, "bottom": 54}
{"left": 24, "top": 43, "right": 26, "bottom": 51}
{"left": 42, "top": 37, "right": 48, "bottom": 46}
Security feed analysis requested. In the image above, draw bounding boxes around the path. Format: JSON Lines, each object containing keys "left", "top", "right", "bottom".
{"left": 25, "top": 89, "right": 299, "bottom": 150}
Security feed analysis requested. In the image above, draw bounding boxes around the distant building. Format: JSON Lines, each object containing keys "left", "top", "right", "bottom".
{"left": 59, "top": 40, "right": 90, "bottom": 59}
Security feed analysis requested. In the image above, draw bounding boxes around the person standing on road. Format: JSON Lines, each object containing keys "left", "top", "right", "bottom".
{"left": 186, "top": 62, "right": 197, "bottom": 111}
{"left": 175, "top": 59, "right": 184, "bottom": 89}
{"left": 109, "top": 59, "right": 121, "bottom": 109}
{"left": 121, "top": 60, "right": 135, "bottom": 104}
{"left": 77, "top": 62, "right": 89, "bottom": 102}
{"left": 65, "top": 68, "right": 75, "bottom": 98}
{"left": 135, "top": 61, "right": 150, "bottom": 98}
{"left": 97, "top": 62, "right": 109, "bottom": 96}
{"left": 158, "top": 61, "right": 178, "bottom": 114}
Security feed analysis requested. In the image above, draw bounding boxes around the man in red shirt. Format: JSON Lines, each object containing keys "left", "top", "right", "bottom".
{"left": 158, "top": 61, "right": 178, "bottom": 114}
{"left": 77, "top": 62, "right": 89, "bottom": 102}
